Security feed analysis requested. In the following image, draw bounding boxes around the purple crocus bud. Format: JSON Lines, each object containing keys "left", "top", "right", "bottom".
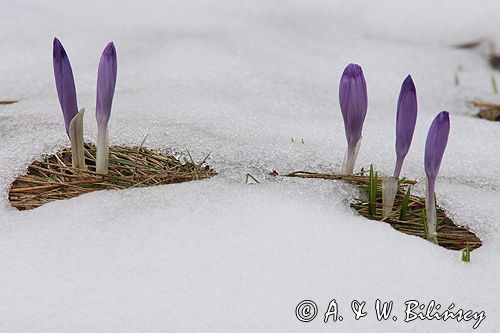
{"left": 95, "top": 42, "right": 117, "bottom": 175}
{"left": 425, "top": 111, "right": 450, "bottom": 185}
{"left": 339, "top": 63, "right": 368, "bottom": 174}
{"left": 96, "top": 42, "right": 117, "bottom": 128}
{"left": 393, "top": 75, "right": 418, "bottom": 178}
{"left": 424, "top": 111, "right": 450, "bottom": 243}
{"left": 53, "top": 37, "right": 78, "bottom": 137}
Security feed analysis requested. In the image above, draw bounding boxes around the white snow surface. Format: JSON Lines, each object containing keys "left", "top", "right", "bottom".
{"left": 1, "top": 0, "right": 500, "bottom": 331}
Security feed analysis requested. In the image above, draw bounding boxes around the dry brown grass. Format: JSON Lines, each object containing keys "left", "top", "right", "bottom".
{"left": 490, "top": 54, "right": 500, "bottom": 70}
{"left": 9, "top": 143, "right": 216, "bottom": 210}
{"left": 472, "top": 100, "right": 500, "bottom": 121}
{"left": 0, "top": 100, "right": 18, "bottom": 105}
{"left": 285, "top": 171, "right": 482, "bottom": 251}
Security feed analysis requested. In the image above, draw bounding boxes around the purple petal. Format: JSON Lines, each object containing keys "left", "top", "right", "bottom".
{"left": 339, "top": 63, "right": 368, "bottom": 149}
{"left": 424, "top": 111, "right": 450, "bottom": 180}
{"left": 96, "top": 42, "right": 117, "bottom": 128}
{"left": 53, "top": 37, "right": 78, "bottom": 137}
{"left": 394, "top": 75, "right": 418, "bottom": 178}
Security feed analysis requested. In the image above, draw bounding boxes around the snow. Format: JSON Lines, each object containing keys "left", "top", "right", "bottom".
{"left": 1, "top": 0, "right": 499, "bottom": 331}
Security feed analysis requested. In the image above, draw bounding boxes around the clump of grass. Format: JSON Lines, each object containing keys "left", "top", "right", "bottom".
{"left": 0, "top": 100, "right": 18, "bottom": 105}
{"left": 472, "top": 100, "right": 500, "bottom": 121}
{"left": 9, "top": 143, "right": 216, "bottom": 210}
{"left": 490, "top": 54, "right": 500, "bottom": 70}
{"left": 452, "top": 40, "right": 483, "bottom": 49}
{"left": 284, "top": 170, "right": 482, "bottom": 252}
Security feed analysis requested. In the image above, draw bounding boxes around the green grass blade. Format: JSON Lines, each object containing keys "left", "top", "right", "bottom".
{"left": 368, "top": 164, "right": 377, "bottom": 218}
{"left": 399, "top": 186, "right": 411, "bottom": 221}
{"left": 462, "top": 242, "right": 471, "bottom": 262}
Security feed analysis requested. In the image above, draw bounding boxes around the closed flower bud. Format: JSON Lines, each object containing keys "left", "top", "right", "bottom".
{"left": 424, "top": 111, "right": 450, "bottom": 244}
{"left": 394, "top": 74, "right": 418, "bottom": 179}
{"left": 339, "top": 63, "right": 368, "bottom": 174}
{"left": 95, "top": 42, "right": 117, "bottom": 175}
{"left": 53, "top": 37, "right": 78, "bottom": 137}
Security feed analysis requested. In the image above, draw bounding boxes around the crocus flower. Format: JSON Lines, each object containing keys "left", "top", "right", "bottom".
{"left": 393, "top": 75, "right": 418, "bottom": 179}
{"left": 95, "top": 42, "right": 117, "bottom": 175}
{"left": 53, "top": 37, "right": 86, "bottom": 169}
{"left": 339, "top": 63, "right": 368, "bottom": 174}
{"left": 424, "top": 111, "right": 450, "bottom": 243}
{"left": 382, "top": 75, "right": 418, "bottom": 218}
{"left": 53, "top": 37, "right": 78, "bottom": 137}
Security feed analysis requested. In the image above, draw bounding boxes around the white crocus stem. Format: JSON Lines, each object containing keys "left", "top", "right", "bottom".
{"left": 342, "top": 137, "right": 361, "bottom": 174}
{"left": 96, "top": 123, "right": 109, "bottom": 175}
{"left": 382, "top": 176, "right": 398, "bottom": 220}
{"left": 425, "top": 177, "right": 438, "bottom": 244}
{"left": 69, "top": 108, "right": 86, "bottom": 170}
